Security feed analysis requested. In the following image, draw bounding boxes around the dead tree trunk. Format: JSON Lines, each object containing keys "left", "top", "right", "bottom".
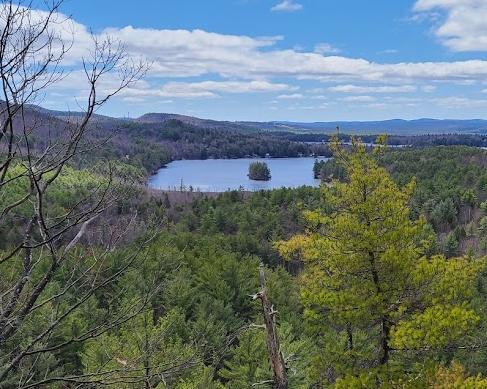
{"left": 253, "top": 264, "right": 288, "bottom": 389}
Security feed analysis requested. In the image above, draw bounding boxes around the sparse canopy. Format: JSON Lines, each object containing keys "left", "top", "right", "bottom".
{"left": 0, "top": 1, "right": 148, "bottom": 386}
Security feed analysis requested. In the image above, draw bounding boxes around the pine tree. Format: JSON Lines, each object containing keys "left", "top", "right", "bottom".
{"left": 219, "top": 330, "right": 271, "bottom": 388}
{"left": 276, "top": 137, "right": 484, "bottom": 384}
{"left": 248, "top": 162, "right": 271, "bottom": 181}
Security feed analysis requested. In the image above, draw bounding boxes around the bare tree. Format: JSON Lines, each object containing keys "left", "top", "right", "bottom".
{"left": 0, "top": 1, "right": 163, "bottom": 387}
{"left": 253, "top": 264, "right": 288, "bottom": 389}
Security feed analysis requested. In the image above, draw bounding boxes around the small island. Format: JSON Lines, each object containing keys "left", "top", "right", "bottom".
{"left": 248, "top": 161, "right": 271, "bottom": 181}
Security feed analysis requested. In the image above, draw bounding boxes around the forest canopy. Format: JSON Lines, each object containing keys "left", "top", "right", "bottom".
{"left": 3, "top": 3, "right": 487, "bottom": 387}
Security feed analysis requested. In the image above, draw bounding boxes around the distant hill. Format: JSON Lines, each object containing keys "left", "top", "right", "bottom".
{"left": 6, "top": 102, "right": 487, "bottom": 176}
{"left": 12, "top": 103, "right": 487, "bottom": 135}
{"left": 2, "top": 104, "right": 328, "bottom": 174}
{"left": 136, "top": 112, "right": 262, "bottom": 132}
{"left": 244, "top": 118, "right": 487, "bottom": 135}
{"left": 135, "top": 113, "right": 487, "bottom": 135}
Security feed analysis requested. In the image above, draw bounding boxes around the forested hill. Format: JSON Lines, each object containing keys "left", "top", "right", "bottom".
{"left": 6, "top": 104, "right": 330, "bottom": 176}
{"left": 135, "top": 111, "right": 487, "bottom": 134}
{"left": 9, "top": 103, "right": 487, "bottom": 179}
{"left": 19, "top": 103, "right": 487, "bottom": 135}
{"left": 258, "top": 118, "right": 487, "bottom": 134}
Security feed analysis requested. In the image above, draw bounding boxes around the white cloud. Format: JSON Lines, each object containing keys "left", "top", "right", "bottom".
{"left": 365, "top": 103, "right": 388, "bottom": 109}
{"left": 20, "top": 7, "right": 487, "bottom": 85}
{"left": 277, "top": 93, "right": 304, "bottom": 99}
{"left": 328, "top": 84, "right": 417, "bottom": 93}
{"left": 314, "top": 42, "right": 341, "bottom": 54}
{"left": 414, "top": 0, "right": 487, "bottom": 51}
{"left": 127, "top": 30, "right": 487, "bottom": 81}
{"left": 271, "top": 1, "right": 303, "bottom": 12}
{"left": 14, "top": 4, "right": 487, "bottom": 110}
{"left": 383, "top": 96, "right": 420, "bottom": 103}
{"left": 51, "top": 76, "right": 293, "bottom": 101}
{"left": 287, "top": 103, "right": 328, "bottom": 111}
{"left": 421, "top": 85, "right": 437, "bottom": 92}
{"left": 124, "top": 80, "right": 293, "bottom": 99}
{"left": 47, "top": 70, "right": 138, "bottom": 104}
{"left": 0, "top": 5, "right": 93, "bottom": 65}
{"left": 104, "top": 26, "right": 284, "bottom": 78}
{"left": 341, "top": 95, "right": 376, "bottom": 102}
{"left": 432, "top": 96, "right": 487, "bottom": 108}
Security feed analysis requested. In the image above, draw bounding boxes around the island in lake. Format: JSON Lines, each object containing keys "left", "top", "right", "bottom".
{"left": 248, "top": 161, "right": 271, "bottom": 181}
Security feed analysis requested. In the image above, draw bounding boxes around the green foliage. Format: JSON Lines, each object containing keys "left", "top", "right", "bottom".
{"left": 478, "top": 216, "right": 487, "bottom": 236}
{"left": 219, "top": 323, "right": 314, "bottom": 388}
{"left": 480, "top": 200, "right": 487, "bottom": 214}
{"left": 380, "top": 146, "right": 487, "bottom": 235}
{"left": 391, "top": 305, "right": 479, "bottom": 350}
{"left": 444, "top": 231, "right": 460, "bottom": 257}
{"left": 5, "top": 141, "right": 487, "bottom": 387}
{"left": 0, "top": 161, "right": 142, "bottom": 248}
{"left": 318, "top": 146, "right": 487, "bottom": 254}
{"left": 313, "top": 158, "right": 346, "bottom": 181}
{"left": 248, "top": 161, "right": 271, "bottom": 181}
{"left": 82, "top": 310, "right": 200, "bottom": 387}
{"left": 219, "top": 330, "right": 270, "bottom": 388}
{"left": 462, "top": 189, "right": 478, "bottom": 208}
{"left": 277, "top": 140, "right": 485, "bottom": 384}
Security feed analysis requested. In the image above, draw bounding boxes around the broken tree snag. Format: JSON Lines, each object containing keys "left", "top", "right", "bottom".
{"left": 253, "top": 263, "right": 288, "bottom": 389}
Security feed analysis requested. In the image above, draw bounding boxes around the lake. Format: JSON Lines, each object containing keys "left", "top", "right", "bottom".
{"left": 148, "top": 157, "right": 329, "bottom": 192}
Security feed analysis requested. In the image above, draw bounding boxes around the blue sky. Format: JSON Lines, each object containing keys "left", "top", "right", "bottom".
{"left": 34, "top": 0, "right": 487, "bottom": 121}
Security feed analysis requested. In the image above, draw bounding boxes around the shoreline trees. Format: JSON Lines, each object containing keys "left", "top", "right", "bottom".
{"left": 248, "top": 161, "right": 271, "bottom": 181}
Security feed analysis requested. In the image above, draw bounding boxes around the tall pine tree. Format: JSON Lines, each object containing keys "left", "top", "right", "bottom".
{"left": 277, "top": 137, "right": 484, "bottom": 385}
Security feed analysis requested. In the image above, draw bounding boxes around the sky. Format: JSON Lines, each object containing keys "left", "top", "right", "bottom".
{"left": 19, "top": 0, "right": 487, "bottom": 121}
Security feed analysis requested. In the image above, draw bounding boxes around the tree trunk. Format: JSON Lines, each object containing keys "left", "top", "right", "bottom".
{"left": 368, "top": 250, "right": 390, "bottom": 365}
{"left": 379, "top": 317, "right": 390, "bottom": 365}
{"left": 254, "top": 264, "right": 288, "bottom": 389}
{"left": 346, "top": 323, "right": 353, "bottom": 351}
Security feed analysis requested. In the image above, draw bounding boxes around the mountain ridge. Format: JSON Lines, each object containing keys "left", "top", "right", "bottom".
{"left": 134, "top": 112, "right": 487, "bottom": 134}
{"left": 9, "top": 103, "right": 487, "bottom": 135}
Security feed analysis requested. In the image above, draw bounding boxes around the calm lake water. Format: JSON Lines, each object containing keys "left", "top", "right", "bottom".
{"left": 148, "top": 157, "right": 329, "bottom": 192}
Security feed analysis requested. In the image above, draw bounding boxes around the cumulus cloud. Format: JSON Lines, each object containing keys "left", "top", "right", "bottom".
{"left": 271, "top": 1, "right": 303, "bottom": 12}
{"left": 15, "top": 4, "right": 487, "bottom": 109}
{"left": 121, "top": 80, "right": 293, "bottom": 99}
{"left": 328, "top": 84, "right": 416, "bottom": 93}
{"left": 117, "top": 28, "right": 487, "bottom": 82}
{"left": 21, "top": 6, "right": 487, "bottom": 85}
{"left": 50, "top": 73, "right": 292, "bottom": 101}
{"left": 0, "top": 4, "right": 93, "bottom": 65}
{"left": 314, "top": 42, "right": 341, "bottom": 54}
{"left": 414, "top": 0, "right": 487, "bottom": 51}
{"left": 106, "top": 27, "right": 487, "bottom": 83}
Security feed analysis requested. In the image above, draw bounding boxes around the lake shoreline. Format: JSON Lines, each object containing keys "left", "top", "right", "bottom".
{"left": 148, "top": 157, "right": 329, "bottom": 192}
